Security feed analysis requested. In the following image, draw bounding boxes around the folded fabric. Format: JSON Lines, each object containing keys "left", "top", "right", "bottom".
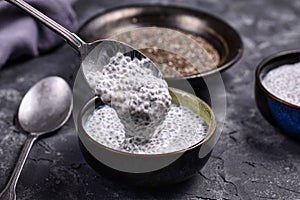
{"left": 0, "top": 0, "right": 77, "bottom": 67}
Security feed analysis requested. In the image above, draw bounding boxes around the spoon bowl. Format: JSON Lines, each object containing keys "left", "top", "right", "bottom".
{"left": 18, "top": 77, "right": 73, "bottom": 134}
{"left": 0, "top": 76, "right": 72, "bottom": 200}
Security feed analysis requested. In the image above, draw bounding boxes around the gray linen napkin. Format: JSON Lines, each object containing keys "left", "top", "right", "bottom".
{"left": 0, "top": 0, "right": 77, "bottom": 67}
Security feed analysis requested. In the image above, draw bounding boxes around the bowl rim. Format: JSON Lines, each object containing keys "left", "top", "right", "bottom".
{"left": 77, "top": 87, "right": 217, "bottom": 158}
{"left": 78, "top": 4, "right": 243, "bottom": 79}
{"left": 255, "top": 49, "right": 300, "bottom": 110}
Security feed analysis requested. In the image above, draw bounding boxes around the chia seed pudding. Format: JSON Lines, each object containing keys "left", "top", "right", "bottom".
{"left": 85, "top": 52, "right": 209, "bottom": 154}
{"left": 84, "top": 104, "right": 208, "bottom": 154}
{"left": 86, "top": 52, "right": 171, "bottom": 139}
{"left": 262, "top": 62, "right": 300, "bottom": 107}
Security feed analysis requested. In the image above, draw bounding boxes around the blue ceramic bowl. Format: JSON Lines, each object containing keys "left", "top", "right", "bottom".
{"left": 255, "top": 50, "right": 300, "bottom": 139}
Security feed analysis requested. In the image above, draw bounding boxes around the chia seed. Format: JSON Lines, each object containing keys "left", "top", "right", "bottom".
{"left": 110, "top": 27, "right": 219, "bottom": 78}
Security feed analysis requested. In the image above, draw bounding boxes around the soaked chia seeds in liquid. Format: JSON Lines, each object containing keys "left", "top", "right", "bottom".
{"left": 262, "top": 62, "right": 300, "bottom": 107}
{"left": 84, "top": 104, "right": 209, "bottom": 154}
{"left": 86, "top": 52, "right": 172, "bottom": 139}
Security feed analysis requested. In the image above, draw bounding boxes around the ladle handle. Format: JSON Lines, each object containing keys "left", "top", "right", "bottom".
{"left": 4, "top": 0, "right": 85, "bottom": 53}
{"left": 0, "top": 134, "right": 38, "bottom": 200}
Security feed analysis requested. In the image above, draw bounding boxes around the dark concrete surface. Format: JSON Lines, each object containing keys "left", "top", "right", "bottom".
{"left": 0, "top": 0, "right": 299, "bottom": 199}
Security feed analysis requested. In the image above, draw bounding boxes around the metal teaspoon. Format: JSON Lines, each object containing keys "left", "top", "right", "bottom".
{"left": 0, "top": 76, "right": 73, "bottom": 200}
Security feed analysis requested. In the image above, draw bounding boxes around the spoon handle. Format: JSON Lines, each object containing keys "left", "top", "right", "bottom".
{"left": 0, "top": 134, "right": 38, "bottom": 200}
{"left": 4, "top": 0, "right": 85, "bottom": 52}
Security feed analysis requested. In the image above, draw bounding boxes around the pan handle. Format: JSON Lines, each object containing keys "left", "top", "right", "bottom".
{"left": 4, "top": 0, "right": 85, "bottom": 53}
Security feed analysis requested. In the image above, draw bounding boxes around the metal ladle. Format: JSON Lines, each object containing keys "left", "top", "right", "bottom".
{"left": 0, "top": 76, "right": 73, "bottom": 200}
{"left": 4, "top": 0, "right": 162, "bottom": 80}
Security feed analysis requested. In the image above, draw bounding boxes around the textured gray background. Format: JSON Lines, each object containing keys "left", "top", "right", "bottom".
{"left": 0, "top": 0, "right": 300, "bottom": 199}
